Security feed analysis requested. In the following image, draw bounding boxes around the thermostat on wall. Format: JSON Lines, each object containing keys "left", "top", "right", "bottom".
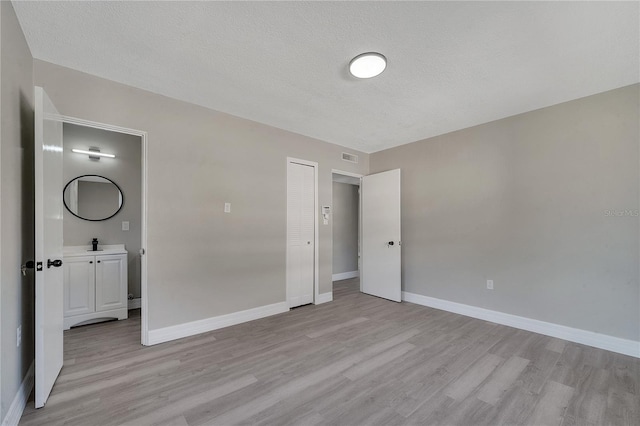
{"left": 322, "top": 206, "right": 331, "bottom": 225}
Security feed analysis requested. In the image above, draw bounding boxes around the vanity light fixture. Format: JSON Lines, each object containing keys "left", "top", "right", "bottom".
{"left": 72, "top": 148, "right": 115, "bottom": 159}
{"left": 349, "top": 52, "right": 387, "bottom": 79}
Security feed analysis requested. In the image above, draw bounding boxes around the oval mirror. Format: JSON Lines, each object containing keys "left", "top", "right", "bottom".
{"left": 63, "top": 175, "right": 124, "bottom": 221}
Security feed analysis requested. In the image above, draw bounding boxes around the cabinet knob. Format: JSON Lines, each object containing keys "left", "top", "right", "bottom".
{"left": 97, "top": 260, "right": 101, "bottom": 263}
{"left": 89, "top": 261, "right": 93, "bottom": 264}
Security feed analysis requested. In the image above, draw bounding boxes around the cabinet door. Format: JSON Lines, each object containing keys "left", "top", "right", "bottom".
{"left": 95, "top": 254, "right": 127, "bottom": 312}
{"left": 63, "top": 256, "right": 95, "bottom": 316}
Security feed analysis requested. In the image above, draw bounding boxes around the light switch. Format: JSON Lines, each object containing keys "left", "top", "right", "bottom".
{"left": 122, "top": 221, "right": 130, "bottom": 231}
{"left": 224, "top": 203, "right": 231, "bottom": 213}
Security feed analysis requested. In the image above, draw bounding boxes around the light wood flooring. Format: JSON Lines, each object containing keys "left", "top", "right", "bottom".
{"left": 21, "top": 279, "right": 639, "bottom": 425}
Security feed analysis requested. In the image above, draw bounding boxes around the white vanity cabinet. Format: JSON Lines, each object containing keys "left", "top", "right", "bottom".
{"left": 63, "top": 245, "right": 128, "bottom": 329}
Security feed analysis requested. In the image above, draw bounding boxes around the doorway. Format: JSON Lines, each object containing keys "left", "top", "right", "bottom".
{"left": 331, "top": 168, "right": 402, "bottom": 302}
{"left": 33, "top": 87, "right": 149, "bottom": 407}
{"left": 61, "top": 122, "right": 142, "bottom": 332}
{"left": 331, "top": 171, "right": 361, "bottom": 283}
{"left": 60, "top": 116, "right": 149, "bottom": 345}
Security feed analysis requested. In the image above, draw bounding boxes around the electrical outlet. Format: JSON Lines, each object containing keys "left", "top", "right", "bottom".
{"left": 17, "top": 325, "right": 21, "bottom": 347}
{"left": 122, "top": 221, "right": 130, "bottom": 231}
{"left": 487, "top": 280, "right": 494, "bottom": 290}
{"left": 224, "top": 203, "right": 231, "bottom": 213}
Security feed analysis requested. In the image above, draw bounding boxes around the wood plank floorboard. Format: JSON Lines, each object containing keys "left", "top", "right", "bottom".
{"left": 20, "top": 278, "right": 639, "bottom": 425}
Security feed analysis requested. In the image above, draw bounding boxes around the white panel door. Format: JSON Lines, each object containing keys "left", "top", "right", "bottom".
{"left": 34, "top": 86, "right": 64, "bottom": 408}
{"left": 287, "top": 162, "right": 315, "bottom": 308}
{"left": 63, "top": 256, "right": 95, "bottom": 317}
{"left": 95, "top": 254, "right": 127, "bottom": 311}
{"left": 361, "top": 169, "right": 401, "bottom": 302}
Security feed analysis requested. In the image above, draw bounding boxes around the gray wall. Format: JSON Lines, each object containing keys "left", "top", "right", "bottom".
{"left": 34, "top": 60, "right": 369, "bottom": 331}
{"left": 63, "top": 123, "right": 142, "bottom": 298}
{"left": 0, "top": 1, "right": 34, "bottom": 420}
{"left": 371, "top": 84, "right": 640, "bottom": 342}
{"left": 332, "top": 182, "right": 359, "bottom": 275}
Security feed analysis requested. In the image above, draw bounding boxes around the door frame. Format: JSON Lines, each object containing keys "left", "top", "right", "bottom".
{"left": 286, "top": 157, "right": 319, "bottom": 307}
{"left": 331, "top": 169, "right": 363, "bottom": 289}
{"left": 59, "top": 115, "right": 150, "bottom": 345}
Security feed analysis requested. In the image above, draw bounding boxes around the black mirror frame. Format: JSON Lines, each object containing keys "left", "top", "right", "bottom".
{"left": 63, "top": 174, "right": 124, "bottom": 222}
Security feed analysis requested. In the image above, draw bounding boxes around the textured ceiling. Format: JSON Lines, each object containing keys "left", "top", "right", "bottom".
{"left": 12, "top": 1, "right": 639, "bottom": 153}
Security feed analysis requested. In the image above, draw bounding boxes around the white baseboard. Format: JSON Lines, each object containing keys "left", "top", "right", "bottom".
{"left": 316, "top": 292, "right": 333, "bottom": 304}
{"left": 1, "top": 361, "right": 34, "bottom": 426}
{"left": 128, "top": 298, "right": 141, "bottom": 309}
{"left": 402, "top": 291, "right": 640, "bottom": 359}
{"left": 332, "top": 271, "right": 359, "bottom": 281}
{"left": 148, "top": 301, "right": 289, "bottom": 345}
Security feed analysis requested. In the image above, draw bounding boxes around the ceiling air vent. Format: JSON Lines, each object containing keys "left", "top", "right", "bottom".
{"left": 342, "top": 152, "right": 358, "bottom": 164}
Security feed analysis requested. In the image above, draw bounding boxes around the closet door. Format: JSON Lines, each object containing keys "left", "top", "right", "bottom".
{"left": 287, "top": 161, "right": 315, "bottom": 308}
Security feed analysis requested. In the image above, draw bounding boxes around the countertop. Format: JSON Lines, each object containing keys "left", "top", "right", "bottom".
{"left": 63, "top": 244, "right": 127, "bottom": 257}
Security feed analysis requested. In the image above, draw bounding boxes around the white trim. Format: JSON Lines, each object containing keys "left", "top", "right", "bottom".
{"left": 59, "top": 115, "right": 143, "bottom": 137}
{"left": 147, "top": 301, "right": 289, "bottom": 345}
{"left": 316, "top": 292, "right": 333, "bottom": 304}
{"left": 402, "top": 291, "right": 640, "bottom": 358}
{"left": 140, "top": 126, "right": 149, "bottom": 346}
{"left": 0, "top": 13, "right": 3, "bottom": 410}
{"left": 332, "top": 271, "right": 360, "bottom": 281}
{"left": 128, "top": 297, "right": 142, "bottom": 310}
{"left": 1, "top": 362, "right": 34, "bottom": 426}
{"left": 330, "top": 169, "right": 364, "bottom": 179}
{"left": 60, "top": 115, "right": 149, "bottom": 346}
{"left": 286, "top": 157, "right": 320, "bottom": 306}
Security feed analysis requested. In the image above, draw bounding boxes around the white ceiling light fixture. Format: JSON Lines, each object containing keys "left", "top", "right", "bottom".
{"left": 349, "top": 52, "right": 387, "bottom": 79}
{"left": 72, "top": 148, "right": 115, "bottom": 159}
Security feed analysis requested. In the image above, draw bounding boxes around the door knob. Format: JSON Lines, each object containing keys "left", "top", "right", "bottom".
{"left": 21, "top": 260, "right": 35, "bottom": 276}
{"left": 47, "top": 259, "right": 63, "bottom": 268}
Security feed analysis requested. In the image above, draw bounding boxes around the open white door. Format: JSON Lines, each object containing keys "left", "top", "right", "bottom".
{"left": 34, "top": 87, "right": 64, "bottom": 408}
{"left": 361, "top": 169, "right": 401, "bottom": 302}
